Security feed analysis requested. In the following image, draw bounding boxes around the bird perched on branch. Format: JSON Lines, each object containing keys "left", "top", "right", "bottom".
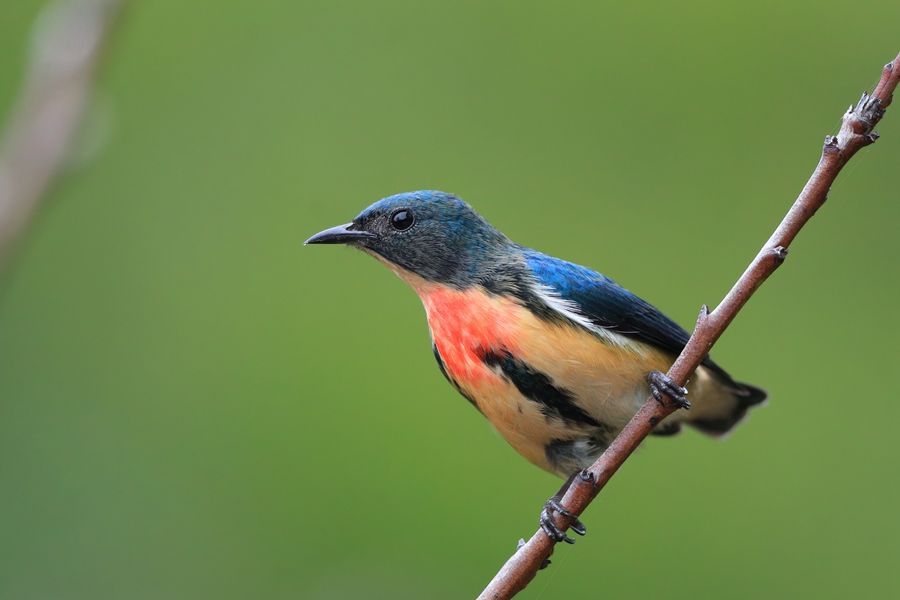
{"left": 306, "top": 191, "right": 766, "bottom": 542}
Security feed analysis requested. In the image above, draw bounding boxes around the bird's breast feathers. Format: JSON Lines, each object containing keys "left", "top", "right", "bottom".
{"left": 405, "top": 274, "right": 673, "bottom": 474}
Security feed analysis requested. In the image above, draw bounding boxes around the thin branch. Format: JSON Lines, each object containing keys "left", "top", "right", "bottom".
{"left": 479, "top": 51, "right": 900, "bottom": 600}
{"left": 0, "top": 0, "right": 125, "bottom": 269}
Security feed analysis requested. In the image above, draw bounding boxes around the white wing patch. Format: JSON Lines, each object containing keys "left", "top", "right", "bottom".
{"left": 532, "top": 283, "right": 645, "bottom": 353}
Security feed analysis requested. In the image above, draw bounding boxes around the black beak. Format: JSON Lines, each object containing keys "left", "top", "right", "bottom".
{"left": 304, "top": 223, "right": 375, "bottom": 245}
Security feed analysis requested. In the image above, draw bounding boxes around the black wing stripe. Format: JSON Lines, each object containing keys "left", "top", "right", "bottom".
{"left": 481, "top": 348, "right": 602, "bottom": 428}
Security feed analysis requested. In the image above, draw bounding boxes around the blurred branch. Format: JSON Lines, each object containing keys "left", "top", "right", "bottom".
{"left": 0, "top": 0, "right": 125, "bottom": 270}
{"left": 479, "top": 51, "right": 900, "bottom": 600}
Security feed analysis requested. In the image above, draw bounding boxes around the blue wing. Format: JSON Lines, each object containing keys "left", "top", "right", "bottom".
{"left": 523, "top": 250, "right": 729, "bottom": 379}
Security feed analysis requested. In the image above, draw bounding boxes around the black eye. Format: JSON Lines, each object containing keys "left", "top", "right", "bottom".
{"left": 390, "top": 209, "right": 415, "bottom": 231}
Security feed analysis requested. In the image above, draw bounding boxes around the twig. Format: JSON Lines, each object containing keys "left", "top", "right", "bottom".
{"left": 0, "top": 0, "right": 125, "bottom": 269}
{"left": 479, "top": 52, "right": 900, "bottom": 600}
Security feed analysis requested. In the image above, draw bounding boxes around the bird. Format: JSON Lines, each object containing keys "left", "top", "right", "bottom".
{"left": 306, "top": 190, "right": 766, "bottom": 542}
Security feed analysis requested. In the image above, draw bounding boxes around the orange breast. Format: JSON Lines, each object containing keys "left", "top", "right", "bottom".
{"left": 418, "top": 285, "right": 523, "bottom": 386}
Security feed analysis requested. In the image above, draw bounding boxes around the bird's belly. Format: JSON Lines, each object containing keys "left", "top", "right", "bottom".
{"left": 419, "top": 284, "right": 674, "bottom": 475}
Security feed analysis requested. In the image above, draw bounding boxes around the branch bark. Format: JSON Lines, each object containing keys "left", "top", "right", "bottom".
{"left": 0, "top": 0, "right": 125, "bottom": 270}
{"left": 479, "top": 51, "right": 900, "bottom": 600}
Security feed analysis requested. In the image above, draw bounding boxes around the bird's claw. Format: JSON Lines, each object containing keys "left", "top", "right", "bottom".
{"left": 648, "top": 370, "right": 690, "bottom": 409}
{"left": 540, "top": 497, "right": 587, "bottom": 544}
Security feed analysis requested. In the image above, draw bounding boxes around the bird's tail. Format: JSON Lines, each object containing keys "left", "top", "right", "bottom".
{"left": 688, "top": 377, "right": 767, "bottom": 436}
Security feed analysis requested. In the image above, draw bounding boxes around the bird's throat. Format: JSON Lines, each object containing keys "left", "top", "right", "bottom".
{"left": 367, "top": 252, "right": 525, "bottom": 386}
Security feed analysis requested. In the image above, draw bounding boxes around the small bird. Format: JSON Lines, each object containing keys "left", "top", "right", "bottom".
{"left": 306, "top": 191, "right": 765, "bottom": 542}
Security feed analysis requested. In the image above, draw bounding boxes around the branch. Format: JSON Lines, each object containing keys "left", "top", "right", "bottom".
{"left": 479, "top": 52, "right": 900, "bottom": 600}
{"left": 0, "top": 0, "right": 125, "bottom": 269}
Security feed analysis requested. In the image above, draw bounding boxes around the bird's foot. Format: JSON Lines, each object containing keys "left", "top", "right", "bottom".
{"left": 647, "top": 370, "right": 690, "bottom": 410}
{"left": 539, "top": 497, "right": 587, "bottom": 544}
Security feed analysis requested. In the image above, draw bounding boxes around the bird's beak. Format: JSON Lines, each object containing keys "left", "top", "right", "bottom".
{"left": 304, "top": 223, "right": 375, "bottom": 245}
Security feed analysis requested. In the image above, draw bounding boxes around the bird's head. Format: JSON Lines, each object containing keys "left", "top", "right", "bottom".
{"left": 305, "top": 191, "right": 509, "bottom": 287}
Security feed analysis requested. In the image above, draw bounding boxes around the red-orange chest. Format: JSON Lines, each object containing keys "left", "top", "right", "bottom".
{"left": 418, "top": 286, "right": 523, "bottom": 387}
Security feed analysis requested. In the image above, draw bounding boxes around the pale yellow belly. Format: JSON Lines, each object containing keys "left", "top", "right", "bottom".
{"left": 450, "top": 320, "right": 673, "bottom": 475}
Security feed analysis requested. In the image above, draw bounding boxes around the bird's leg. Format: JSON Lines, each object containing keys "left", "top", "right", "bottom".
{"left": 647, "top": 370, "right": 691, "bottom": 409}
{"left": 539, "top": 472, "right": 587, "bottom": 544}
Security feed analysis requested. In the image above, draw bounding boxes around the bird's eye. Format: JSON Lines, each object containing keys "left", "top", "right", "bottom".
{"left": 390, "top": 209, "right": 415, "bottom": 231}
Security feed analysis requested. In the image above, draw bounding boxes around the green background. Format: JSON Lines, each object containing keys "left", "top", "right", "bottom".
{"left": 1, "top": 1, "right": 898, "bottom": 598}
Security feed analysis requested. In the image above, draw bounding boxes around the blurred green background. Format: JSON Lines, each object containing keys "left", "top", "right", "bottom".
{"left": 1, "top": 1, "right": 898, "bottom": 598}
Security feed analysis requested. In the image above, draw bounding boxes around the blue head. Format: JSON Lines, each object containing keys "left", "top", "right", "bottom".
{"left": 306, "top": 191, "right": 511, "bottom": 286}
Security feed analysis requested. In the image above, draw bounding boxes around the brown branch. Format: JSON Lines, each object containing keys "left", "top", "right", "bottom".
{"left": 479, "top": 51, "right": 900, "bottom": 600}
{"left": 0, "top": 0, "right": 126, "bottom": 270}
